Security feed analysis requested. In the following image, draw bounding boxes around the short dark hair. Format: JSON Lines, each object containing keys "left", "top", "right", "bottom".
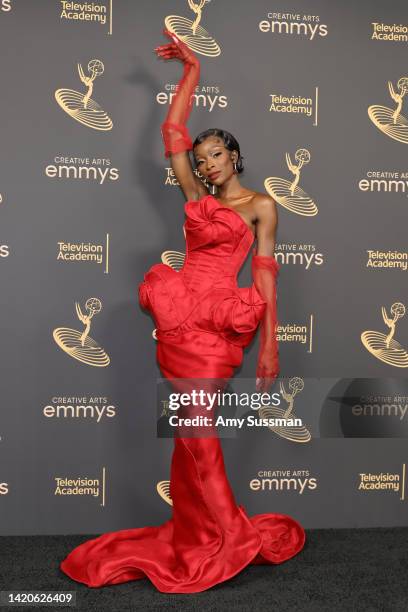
{"left": 192, "top": 128, "right": 244, "bottom": 174}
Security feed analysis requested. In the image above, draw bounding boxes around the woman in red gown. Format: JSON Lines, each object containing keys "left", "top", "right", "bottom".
{"left": 59, "top": 29, "right": 306, "bottom": 593}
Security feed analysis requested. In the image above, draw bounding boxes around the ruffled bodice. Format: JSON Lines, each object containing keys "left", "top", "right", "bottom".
{"left": 138, "top": 194, "right": 268, "bottom": 347}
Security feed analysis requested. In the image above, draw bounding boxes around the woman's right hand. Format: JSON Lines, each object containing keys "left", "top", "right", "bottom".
{"left": 154, "top": 29, "right": 199, "bottom": 67}
{"left": 156, "top": 28, "right": 204, "bottom": 201}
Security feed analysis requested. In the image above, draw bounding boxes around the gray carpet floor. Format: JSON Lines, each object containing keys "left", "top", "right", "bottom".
{"left": 0, "top": 527, "right": 407, "bottom": 611}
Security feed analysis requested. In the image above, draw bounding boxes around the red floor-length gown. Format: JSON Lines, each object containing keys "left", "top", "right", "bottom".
{"left": 60, "top": 193, "right": 306, "bottom": 593}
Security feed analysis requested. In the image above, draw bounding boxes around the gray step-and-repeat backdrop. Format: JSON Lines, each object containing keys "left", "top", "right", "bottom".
{"left": 1, "top": 0, "right": 407, "bottom": 535}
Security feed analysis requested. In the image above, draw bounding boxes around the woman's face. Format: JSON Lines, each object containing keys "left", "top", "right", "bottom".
{"left": 193, "top": 136, "right": 236, "bottom": 185}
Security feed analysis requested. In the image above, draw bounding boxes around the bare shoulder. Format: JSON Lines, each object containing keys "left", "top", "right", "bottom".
{"left": 251, "top": 192, "right": 278, "bottom": 221}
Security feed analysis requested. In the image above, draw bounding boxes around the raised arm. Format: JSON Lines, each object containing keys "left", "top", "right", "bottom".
{"left": 155, "top": 30, "right": 208, "bottom": 202}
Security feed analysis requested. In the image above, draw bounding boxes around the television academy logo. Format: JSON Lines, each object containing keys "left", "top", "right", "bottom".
{"left": 56, "top": 235, "right": 110, "bottom": 273}
{"left": 358, "top": 465, "right": 407, "bottom": 501}
{"left": 165, "top": 166, "right": 210, "bottom": 186}
{"left": 371, "top": 23, "right": 408, "bottom": 43}
{"left": 54, "top": 468, "right": 106, "bottom": 505}
{"left": 59, "top": 0, "right": 113, "bottom": 35}
{"left": 365, "top": 249, "right": 408, "bottom": 272}
{"left": 276, "top": 318, "right": 314, "bottom": 351}
{"left": 269, "top": 88, "right": 319, "bottom": 125}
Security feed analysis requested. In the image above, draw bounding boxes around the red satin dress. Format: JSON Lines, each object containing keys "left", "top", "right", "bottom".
{"left": 60, "top": 194, "right": 306, "bottom": 593}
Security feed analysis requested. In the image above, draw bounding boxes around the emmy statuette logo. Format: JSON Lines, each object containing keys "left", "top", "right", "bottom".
{"left": 361, "top": 302, "right": 408, "bottom": 367}
{"left": 264, "top": 148, "right": 318, "bottom": 216}
{"left": 165, "top": 0, "right": 221, "bottom": 57}
{"left": 161, "top": 249, "right": 186, "bottom": 271}
{"left": 259, "top": 377, "right": 311, "bottom": 443}
{"left": 53, "top": 297, "right": 110, "bottom": 366}
{"left": 368, "top": 77, "right": 408, "bottom": 143}
{"left": 55, "top": 59, "right": 113, "bottom": 130}
{"left": 157, "top": 480, "right": 173, "bottom": 505}
{"left": 151, "top": 249, "right": 186, "bottom": 340}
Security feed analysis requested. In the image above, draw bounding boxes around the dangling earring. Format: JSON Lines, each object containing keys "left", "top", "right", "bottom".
{"left": 233, "top": 161, "right": 238, "bottom": 174}
{"left": 209, "top": 182, "right": 217, "bottom": 195}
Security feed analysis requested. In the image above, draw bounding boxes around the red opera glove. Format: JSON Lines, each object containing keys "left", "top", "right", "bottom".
{"left": 251, "top": 248, "right": 281, "bottom": 392}
{"left": 161, "top": 121, "right": 194, "bottom": 158}
{"left": 155, "top": 29, "right": 201, "bottom": 158}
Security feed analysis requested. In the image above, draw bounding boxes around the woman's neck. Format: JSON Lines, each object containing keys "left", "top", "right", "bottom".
{"left": 216, "top": 175, "right": 248, "bottom": 201}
